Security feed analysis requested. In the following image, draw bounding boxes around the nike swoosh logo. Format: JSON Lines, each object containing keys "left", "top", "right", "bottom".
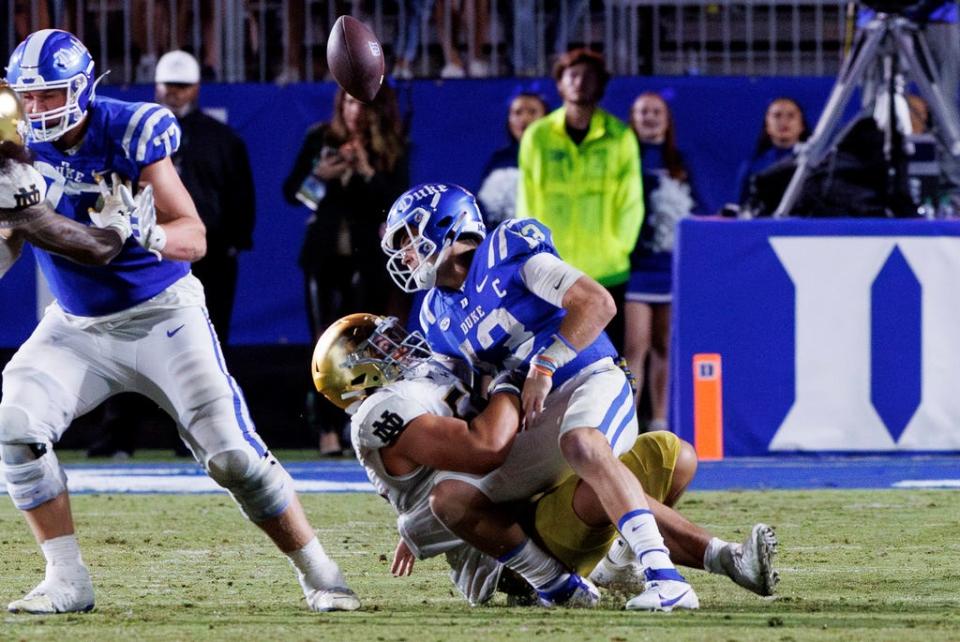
{"left": 476, "top": 276, "right": 489, "bottom": 292}
{"left": 659, "top": 589, "right": 690, "bottom": 607}
{"left": 553, "top": 277, "right": 564, "bottom": 290}
{"left": 166, "top": 324, "right": 185, "bottom": 338}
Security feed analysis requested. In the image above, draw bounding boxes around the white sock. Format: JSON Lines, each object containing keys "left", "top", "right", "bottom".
{"left": 703, "top": 537, "right": 729, "bottom": 575}
{"left": 605, "top": 537, "right": 635, "bottom": 566}
{"left": 286, "top": 537, "right": 345, "bottom": 591}
{"left": 498, "top": 539, "right": 568, "bottom": 591}
{"left": 617, "top": 509, "right": 676, "bottom": 574}
{"left": 40, "top": 534, "right": 85, "bottom": 572}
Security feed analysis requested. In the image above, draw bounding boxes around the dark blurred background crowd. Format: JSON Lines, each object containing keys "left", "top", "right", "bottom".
{"left": 5, "top": 0, "right": 887, "bottom": 82}
{"left": 5, "top": 0, "right": 959, "bottom": 457}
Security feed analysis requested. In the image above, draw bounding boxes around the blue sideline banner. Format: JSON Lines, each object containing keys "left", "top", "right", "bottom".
{"left": 672, "top": 218, "right": 960, "bottom": 454}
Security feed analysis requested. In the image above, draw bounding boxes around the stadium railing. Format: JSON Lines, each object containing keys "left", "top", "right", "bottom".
{"left": 5, "top": 0, "right": 851, "bottom": 84}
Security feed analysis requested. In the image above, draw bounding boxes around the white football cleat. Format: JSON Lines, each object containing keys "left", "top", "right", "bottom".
{"left": 537, "top": 573, "right": 600, "bottom": 608}
{"left": 305, "top": 586, "right": 361, "bottom": 612}
{"left": 588, "top": 555, "right": 645, "bottom": 593}
{"left": 8, "top": 566, "right": 95, "bottom": 614}
{"left": 718, "top": 523, "right": 779, "bottom": 596}
{"left": 625, "top": 577, "right": 699, "bottom": 612}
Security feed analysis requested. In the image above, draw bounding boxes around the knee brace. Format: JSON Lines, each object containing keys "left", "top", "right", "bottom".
{"left": 206, "top": 449, "right": 293, "bottom": 522}
{"left": 1, "top": 443, "right": 67, "bottom": 510}
{"left": 0, "top": 407, "right": 67, "bottom": 509}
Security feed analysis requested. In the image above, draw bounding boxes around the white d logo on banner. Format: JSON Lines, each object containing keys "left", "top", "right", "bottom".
{"left": 769, "top": 236, "right": 960, "bottom": 451}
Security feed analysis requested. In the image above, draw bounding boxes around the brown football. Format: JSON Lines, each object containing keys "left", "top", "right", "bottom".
{"left": 326, "top": 16, "right": 385, "bottom": 103}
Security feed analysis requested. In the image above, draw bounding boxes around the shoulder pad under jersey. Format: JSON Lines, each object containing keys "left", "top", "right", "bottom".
{"left": 110, "top": 100, "right": 181, "bottom": 166}
{"left": 480, "top": 218, "right": 557, "bottom": 270}
{"left": 353, "top": 386, "right": 432, "bottom": 449}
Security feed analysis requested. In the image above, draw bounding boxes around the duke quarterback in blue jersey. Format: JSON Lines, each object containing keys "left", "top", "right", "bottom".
{"left": 0, "top": 30, "right": 359, "bottom": 614}
{"left": 381, "top": 183, "right": 699, "bottom": 611}
{"left": 311, "top": 314, "right": 778, "bottom": 607}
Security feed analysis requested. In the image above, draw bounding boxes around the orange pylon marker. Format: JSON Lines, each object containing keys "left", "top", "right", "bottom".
{"left": 692, "top": 353, "right": 724, "bottom": 461}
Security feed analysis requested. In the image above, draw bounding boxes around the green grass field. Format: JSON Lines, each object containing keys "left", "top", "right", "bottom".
{"left": 1, "top": 488, "right": 958, "bottom": 641}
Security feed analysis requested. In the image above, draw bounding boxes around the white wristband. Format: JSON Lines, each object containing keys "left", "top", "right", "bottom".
{"left": 540, "top": 333, "right": 578, "bottom": 369}
{"left": 147, "top": 225, "right": 167, "bottom": 253}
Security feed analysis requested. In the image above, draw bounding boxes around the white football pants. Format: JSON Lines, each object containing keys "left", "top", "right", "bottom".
{"left": 0, "top": 274, "right": 267, "bottom": 463}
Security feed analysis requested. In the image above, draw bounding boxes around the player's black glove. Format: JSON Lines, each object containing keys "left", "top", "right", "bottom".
{"left": 487, "top": 368, "right": 526, "bottom": 398}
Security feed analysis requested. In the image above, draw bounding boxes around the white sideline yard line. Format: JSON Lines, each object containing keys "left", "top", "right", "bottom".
{"left": 892, "top": 479, "right": 960, "bottom": 489}
{"left": 0, "top": 462, "right": 955, "bottom": 493}
{"left": 0, "top": 470, "right": 376, "bottom": 494}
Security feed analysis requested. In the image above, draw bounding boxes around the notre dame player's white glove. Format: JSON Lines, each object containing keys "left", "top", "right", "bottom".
{"left": 0, "top": 161, "right": 43, "bottom": 277}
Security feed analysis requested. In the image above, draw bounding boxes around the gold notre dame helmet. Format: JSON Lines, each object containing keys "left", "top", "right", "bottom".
{"left": 0, "top": 82, "right": 26, "bottom": 146}
{"left": 312, "top": 313, "right": 432, "bottom": 410}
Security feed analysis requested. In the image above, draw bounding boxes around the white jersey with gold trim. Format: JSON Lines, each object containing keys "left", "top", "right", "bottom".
{"left": 351, "top": 362, "right": 475, "bottom": 559}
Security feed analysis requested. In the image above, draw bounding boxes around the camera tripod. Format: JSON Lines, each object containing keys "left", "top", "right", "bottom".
{"left": 773, "top": 12, "right": 960, "bottom": 217}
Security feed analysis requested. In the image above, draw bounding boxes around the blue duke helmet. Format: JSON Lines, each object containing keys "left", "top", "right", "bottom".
{"left": 5, "top": 29, "right": 99, "bottom": 142}
{"left": 382, "top": 183, "right": 486, "bottom": 292}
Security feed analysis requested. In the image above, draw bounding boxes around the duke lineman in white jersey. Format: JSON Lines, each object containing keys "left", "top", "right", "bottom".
{"left": 0, "top": 30, "right": 359, "bottom": 614}
{"left": 312, "top": 314, "right": 779, "bottom": 606}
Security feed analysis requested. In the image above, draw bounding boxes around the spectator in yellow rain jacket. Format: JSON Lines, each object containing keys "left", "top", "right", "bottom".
{"left": 517, "top": 48, "right": 643, "bottom": 352}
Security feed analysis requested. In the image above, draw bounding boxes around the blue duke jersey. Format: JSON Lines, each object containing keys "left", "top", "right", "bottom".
{"left": 28, "top": 95, "right": 189, "bottom": 316}
{"left": 420, "top": 219, "right": 617, "bottom": 387}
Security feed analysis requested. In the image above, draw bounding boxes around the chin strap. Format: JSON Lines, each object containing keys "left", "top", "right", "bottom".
{"left": 415, "top": 244, "right": 451, "bottom": 290}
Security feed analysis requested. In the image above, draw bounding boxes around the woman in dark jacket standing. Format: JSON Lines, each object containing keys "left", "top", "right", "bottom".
{"left": 284, "top": 85, "right": 408, "bottom": 453}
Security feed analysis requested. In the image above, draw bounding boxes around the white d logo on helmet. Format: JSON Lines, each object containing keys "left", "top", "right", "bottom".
{"left": 53, "top": 44, "right": 83, "bottom": 69}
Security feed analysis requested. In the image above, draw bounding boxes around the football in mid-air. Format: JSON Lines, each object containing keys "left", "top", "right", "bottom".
{"left": 326, "top": 16, "right": 384, "bottom": 103}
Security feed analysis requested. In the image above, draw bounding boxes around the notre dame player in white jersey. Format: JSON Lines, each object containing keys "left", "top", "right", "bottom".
{"left": 0, "top": 84, "right": 125, "bottom": 270}
{"left": 313, "top": 314, "right": 779, "bottom": 607}
{"left": 1, "top": 30, "right": 358, "bottom": 615}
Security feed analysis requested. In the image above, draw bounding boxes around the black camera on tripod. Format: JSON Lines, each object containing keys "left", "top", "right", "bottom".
{"left": 861, "top": 0, "right": 943, "bottom": 20}
{"left": 771, "top": 2, "right": 960, "bottom": 217}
